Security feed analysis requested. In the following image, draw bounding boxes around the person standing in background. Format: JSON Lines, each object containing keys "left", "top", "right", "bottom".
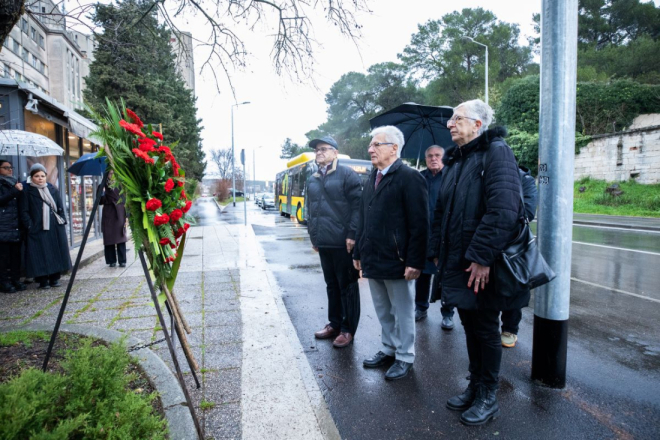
{"left": 0, "top": 160, "right": 29, "bottom": 293}
{"left": 100, "top": 171, "right": 128, "bottom": 268}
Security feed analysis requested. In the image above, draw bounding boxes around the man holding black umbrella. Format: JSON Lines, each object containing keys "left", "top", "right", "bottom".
{"left": 0, "top": 160, "right": 29, "bottom": 293}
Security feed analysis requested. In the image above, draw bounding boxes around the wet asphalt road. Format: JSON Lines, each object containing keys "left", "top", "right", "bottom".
{"left": 199, "top": 198, "right": 660, "bottom": 439}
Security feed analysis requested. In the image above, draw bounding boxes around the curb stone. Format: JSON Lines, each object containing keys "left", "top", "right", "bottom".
{"left": 1, "top": 323, "right": 198, "bottom": 440}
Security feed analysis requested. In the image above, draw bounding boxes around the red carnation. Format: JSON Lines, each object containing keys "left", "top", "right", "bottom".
{"left": 184, "top": 223, "right": 190, "bottom": 231}
{"left": 152, "top": 131, "right": 163, "bottom": 141}
{"left": 170, "top": 243, "right": 177, "bottom": 249}
{"left": 177, "top": 180, "right": 184, "bottom": 187}
{"left": 180, "top": 190, "right": 187, "bottom": 200}
{"left": 126, "top": 109, "right": 144, "bottom": 128}
{"left": 131, "top": 148, "right": 154, "bottom": 164}
{"left": 182, "top": 200, "right": 192, "bottom": 213}
{"left": 170, "top": 209, "right": 183, "bottom": 222}
{"left": 146, "top": 198, "right": 162, "bottom": 211}
{"left": 120, "top": 119, "right": 146, "bottom": 138}
{"left": 158, "top": 146, "right": 172, "bottom": 155}
{"left": 138, "top": 137, "right": 157, "bottom": 152}
{"left": 174, "top": 227, "right": 184, "bottom": 238}
{"left": 164, "top": 178, "right": 175, "bottom": 193}
{"left": 159, "top": 237, "right": 171, "bottom": 245}
{"left": 154, "top": 213, "right": 170, "bottom": 226}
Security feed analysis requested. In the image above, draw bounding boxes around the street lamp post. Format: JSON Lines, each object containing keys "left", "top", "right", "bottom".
{"left": 231, "top": 101, "right": 250, "bottom": 207}
{"left": 462, "top": 36, "right": 489, "bottom": 105}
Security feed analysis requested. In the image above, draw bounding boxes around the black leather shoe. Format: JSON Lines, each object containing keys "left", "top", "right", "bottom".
{"left": 109, "top": 263, "right": 116, "bottom": 267}
{"left": 460, "top": 385, "right": 500, "bottom": 426}
{"left": 50, "top": 280, "right": 61, "bottom": 287}
{"left": 385, "top": 360, "right": 413, "bottom": 380}
{"left": 415, "top": 309, "right": 428, "bottom": 322}
{"left": 38, "top": 282, "right": 51, "bottom": 290}
{"left": 441, "top": 316, "right": 455, "bottom": 330}
{"left": 447, "top": 381, "right": 478, "bottom": 411}
{"left": 119, "top": 263, "right": 126, "bottom": 267}
{"left": 363, "top": 351, "right": 395, "bottom": 368}
{"left": 12, "top": 281, "right": 27, "bottom": 291}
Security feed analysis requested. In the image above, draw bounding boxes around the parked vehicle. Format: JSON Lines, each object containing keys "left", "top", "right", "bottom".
{"left": 261, "top": 193, "right": 275, "bottom": 210}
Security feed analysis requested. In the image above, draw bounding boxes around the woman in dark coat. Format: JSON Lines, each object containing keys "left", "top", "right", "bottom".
{"left": 0, "top": 160, "right": 30, "bottom": 293}
{"left": 23, "top": 164, "right": 72, "bottom": 289}
{"left": 99, "top": 172, "right": 127, "bottom": 267}
{"left": 428, "top": 99, "right": 526, "bottom": 426}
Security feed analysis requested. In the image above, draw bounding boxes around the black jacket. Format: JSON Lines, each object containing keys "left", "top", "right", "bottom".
{"left": 100, "top": 185, "right": 128, "bottom": 246}
{"left": 354, "top": 158, "right": 428, "bottom": 279}
{"left": 307, "top": 159, "right": 362, "bottom": 248}
{"left": 22, "top": 184, "right": 72, "bottom": 278}
{"left": 0, "top": 178, "right": 29, "bottom": 242}
{"left": 429, "top": 127, "right": 528, "bottom": 311}
{"left": 519, "top": 166, "right": 538, "bottom": 222}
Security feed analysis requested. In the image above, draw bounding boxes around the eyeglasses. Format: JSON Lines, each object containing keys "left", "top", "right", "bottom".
{"left": 314, "top": 147, "right": 334, "bottom": 153}
{"left": 447, "top": 115, "right": 478, "bottom": 125}
{"left": 0, "top": 166, "right": 14, "bottom": 170}
{"left": 368, "top": 142, "right": 395, "bottom": 148}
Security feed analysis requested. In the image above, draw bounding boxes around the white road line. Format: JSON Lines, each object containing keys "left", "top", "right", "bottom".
{"left": 570, "top": 277, "right": 660, "bottom": 304}
{"left": 572, "top": 241, "right": 660, "bottom": 256}
{"left": 572, "top": 223, "right": 660, "bottom": 234}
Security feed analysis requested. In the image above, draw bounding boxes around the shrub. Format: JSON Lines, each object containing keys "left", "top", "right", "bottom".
{"left": 214, "top": 178, "right": 231, "bottom": 201}
{"left": 0, "top": 338, "right": 167, "bottom": 439}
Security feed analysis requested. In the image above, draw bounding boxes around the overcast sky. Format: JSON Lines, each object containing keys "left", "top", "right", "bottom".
{"left": 173, "top": 1, "right": 544, "bottom": 182}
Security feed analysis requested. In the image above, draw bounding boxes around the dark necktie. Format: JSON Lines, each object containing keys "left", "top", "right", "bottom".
{"left": 375, "top": 171, "right": 383, "bottom": 189}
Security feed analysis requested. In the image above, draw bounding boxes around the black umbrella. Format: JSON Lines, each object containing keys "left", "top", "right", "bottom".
{"left": 369, "top": 103, "right": 455, "bottom": 165}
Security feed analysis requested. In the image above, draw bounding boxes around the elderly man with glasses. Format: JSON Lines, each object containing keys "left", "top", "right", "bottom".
{"left": 353, "top": 126, "right": 428, "bottom": 380}
{"left": 307, "top": 136, "right": 363, "bottom": 348}
{"left": 0, "top": 160, "right": 30, "bottom": 293}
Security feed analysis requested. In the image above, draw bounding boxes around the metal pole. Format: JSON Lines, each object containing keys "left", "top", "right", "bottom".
{"left": 253, "top": 148, "right": 256, "bottom": 200}
{"left": 231, "top": 105, "right": 236, "bottom": 207}
{"left": 243, "top": 156, "right": 247, "bottom": 226}
{"left": 532, "top": 0, "right": 578, "bottom": 389}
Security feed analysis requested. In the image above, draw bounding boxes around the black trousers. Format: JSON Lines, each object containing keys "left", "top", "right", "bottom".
{"left": 415, "top": 273, "right": 454, "bottom": 318}
{"left": 318, "top": 247, "right": 360, "bottom": 335}
{"left": 457, "top": 307, "right": 502, "bottom": 390}
{"left": 35, "top": 272, "right": 60, "bottom": 284}
{"left": 0, "top": 241, "right": 22, "bottom": 283}
{"left": 104, "top": 243, "right": 126, "bottom": 265}
{"left": 501, "top": 308, "right": 523, "bottom": 334}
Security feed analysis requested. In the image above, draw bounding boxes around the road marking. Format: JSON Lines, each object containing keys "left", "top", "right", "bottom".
{"left": 570, "top": 277, "right": 660, "bottom": 304}
{"left": 573, "top": 223, "right": 660, "bottom": 234}
{"left": 572, "top": 241, "right": 660, "bottom": 256}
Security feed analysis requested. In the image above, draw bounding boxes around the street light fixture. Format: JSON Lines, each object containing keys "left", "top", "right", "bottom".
{"left": 462, "top": 36, "right": 489, "bottom": 106}
{"left": 231, "top": 101, "right": 250, "bottom": 207}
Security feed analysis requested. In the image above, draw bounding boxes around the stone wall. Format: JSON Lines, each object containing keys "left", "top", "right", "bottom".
{"left": 574, "top": 115, "right": 660, "bottom": 184}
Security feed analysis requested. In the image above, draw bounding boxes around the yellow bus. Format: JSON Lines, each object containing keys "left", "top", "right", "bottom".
{"left": 275, "top": 153, "right": 372, "bottom": 224}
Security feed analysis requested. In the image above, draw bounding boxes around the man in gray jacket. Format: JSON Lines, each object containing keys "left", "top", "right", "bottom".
{"left": 307, "top": 136, "right": 363, "bottom": 348}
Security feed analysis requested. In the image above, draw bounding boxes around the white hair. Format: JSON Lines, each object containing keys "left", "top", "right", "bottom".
{"left": 425, "top": 145, "right": 444, "bottom": 155}
{"left": 370, "top": 125, "right": 405, "bottom": 158}
{"left": 455, "top": 99, "right": 494, "bottom": 134}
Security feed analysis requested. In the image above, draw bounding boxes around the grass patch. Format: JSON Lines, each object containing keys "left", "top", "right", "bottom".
{"left": 200, "top": 400, "right": 216, "bottom": 410}
{"left": 0, "top": 331, "right": 49, "bottom": 348}
{"left": 0, "top": 336, "right": 167, "bottom": 439}
{"left": 574, "top": 178, "right": 660, "bottom": 217}
{"left": 217, "top": 196, "right": 245, "bottom": 206}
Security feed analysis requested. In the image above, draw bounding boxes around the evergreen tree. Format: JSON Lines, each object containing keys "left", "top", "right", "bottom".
{"left": 84, "top": 0, "right": 206, "bottom": 181}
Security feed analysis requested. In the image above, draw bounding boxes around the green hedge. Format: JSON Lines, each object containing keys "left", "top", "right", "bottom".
{"left": 0, "top": 337, "right": 167, "bottom": 439}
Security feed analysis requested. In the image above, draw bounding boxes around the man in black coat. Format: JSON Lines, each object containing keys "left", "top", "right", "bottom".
{"left": 307, "top": 136, "right": 363, "bottom": 348}
{"left": 0, "top": 160, "right": 29, "bottom": 293}
{"left": 353, "top": 125, "right": 428, "bottom": 381}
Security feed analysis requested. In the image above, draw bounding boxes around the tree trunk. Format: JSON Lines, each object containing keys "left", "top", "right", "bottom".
{"left": 0, "top": 0, "right": 24, "bottom": 48}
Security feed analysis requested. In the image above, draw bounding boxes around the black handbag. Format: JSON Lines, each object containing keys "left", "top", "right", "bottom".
{"left": 492, "top": 202, "right": 556, "bottom": 295}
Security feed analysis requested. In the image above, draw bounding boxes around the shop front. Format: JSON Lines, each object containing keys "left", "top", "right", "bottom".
{"left": 0, "top": 79, "right": 102, "bottom": 248}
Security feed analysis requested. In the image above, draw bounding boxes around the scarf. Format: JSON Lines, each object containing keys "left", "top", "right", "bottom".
{"left": 0, "top": 175, "right": 18, "bottom": 187}
{"left": 29, "top": 182, "right": 66, "bottom": 230}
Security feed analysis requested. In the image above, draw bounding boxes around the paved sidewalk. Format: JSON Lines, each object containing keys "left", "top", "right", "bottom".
{"left": 0, "top": 221, "right": 332, "bottom": 439}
